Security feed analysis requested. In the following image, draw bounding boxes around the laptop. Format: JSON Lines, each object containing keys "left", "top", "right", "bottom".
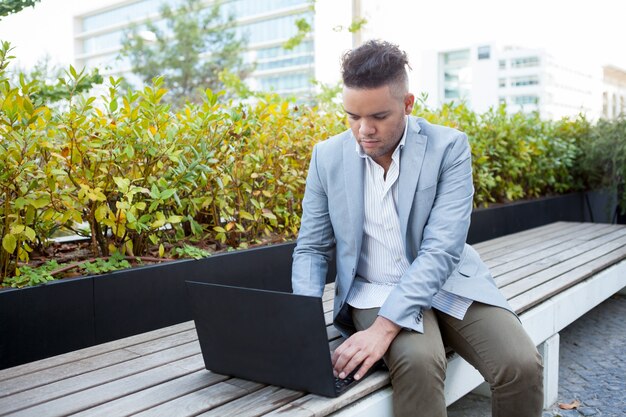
{"left": 185, "top": 280, "right": 372, "bottom": 397}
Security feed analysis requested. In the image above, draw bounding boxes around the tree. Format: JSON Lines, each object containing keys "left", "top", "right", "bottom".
{"left": 121, "top": 0, "right": 251, "bottom": 105}
{"left": 12, "top": 56, "right": 103, "bottom": 107}
{"left": 0, "top": 0, "right": 41, "bottom": 18}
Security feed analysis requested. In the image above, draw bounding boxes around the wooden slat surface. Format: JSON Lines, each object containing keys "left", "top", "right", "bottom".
{"left": 1, "top": 222, "right": 624, "bottom": 417}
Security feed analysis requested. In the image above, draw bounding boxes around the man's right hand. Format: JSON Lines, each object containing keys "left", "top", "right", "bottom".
{"left": 331, "top": 315, "right": 400, "bottom": 380}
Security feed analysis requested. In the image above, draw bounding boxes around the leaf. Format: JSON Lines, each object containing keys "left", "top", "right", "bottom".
{"left": 10, "top": 225, "right": 25, "bottom": 235}
{"left": 159, "top": 244, "right": 165, "bottom": 258}
{"left": 23, "top": 226, "right": 36, "bottom": 241}
{"left": 2, "top": 234, "right": 17, "bottom": 254}
{"left": 95, "top": 205, "right": 109, "bottom": 222}
{"left": 558, "top": 400, "right": 581, "bottom": 410}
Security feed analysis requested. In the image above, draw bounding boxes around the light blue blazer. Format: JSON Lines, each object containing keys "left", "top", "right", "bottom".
{"left": 292, "top": 116, "right": 512, "bottom": 336}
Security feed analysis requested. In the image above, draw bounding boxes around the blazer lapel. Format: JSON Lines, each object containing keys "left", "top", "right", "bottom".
{"left": 398, "top": 117, "right": 428, "bottom": 240}
{"left": 343, "top": 134, "right": 365, "bottom": 257}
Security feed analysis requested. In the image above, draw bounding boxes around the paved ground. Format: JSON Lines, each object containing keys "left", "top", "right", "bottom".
{"left": 447, "top": 294, "right": 626, "bottom": 417}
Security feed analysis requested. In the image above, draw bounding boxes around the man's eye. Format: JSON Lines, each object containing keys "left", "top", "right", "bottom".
{"left": 374, "top": 115, "right": 387, "bottom": 120}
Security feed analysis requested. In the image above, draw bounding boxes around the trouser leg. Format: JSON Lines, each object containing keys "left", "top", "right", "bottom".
{"left": 351, "top": 307, "right": 447, "bottom": 417}
{"left": 436, "top": 303, "right": 544, "bottom": 417}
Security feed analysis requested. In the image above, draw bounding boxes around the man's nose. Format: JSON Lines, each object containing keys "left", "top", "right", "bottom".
{"left": 359, "top": 120, "right": 375, "bottom": 136}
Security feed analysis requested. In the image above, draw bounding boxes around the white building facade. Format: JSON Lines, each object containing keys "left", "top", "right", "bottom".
{"left": 420, "top": 44, "right": 604, "bottom": 120}
{"left": 73, "top": 0, "right": 355, "bottom": 95}
{"left": 602, "top": 66, "right": 626, "bottom": 119}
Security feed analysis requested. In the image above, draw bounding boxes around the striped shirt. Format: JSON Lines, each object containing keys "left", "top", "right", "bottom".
{"left": 346, "top": 117, "right": 473, "bottom": 321}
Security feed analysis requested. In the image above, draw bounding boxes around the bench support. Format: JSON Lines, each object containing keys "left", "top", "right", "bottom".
{"left": 538, "top": 333, "right": 560, "bottom": 408}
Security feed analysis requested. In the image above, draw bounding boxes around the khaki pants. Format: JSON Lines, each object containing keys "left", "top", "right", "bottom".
{"left": 351, "top": 303, "right": 543, "bottom": 417}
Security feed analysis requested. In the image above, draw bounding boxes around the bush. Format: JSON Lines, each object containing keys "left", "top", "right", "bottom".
{"left": 0, "top": 42, "right": 347, "bottom": 282}
{"left": 413, "top": 99, "right": 590, "bottom": 207}
{"left": 1, "top": 42, "right": 621, "bottom": 286}
{"left": 580, "top": 116, "right": 626, "bottom": 215}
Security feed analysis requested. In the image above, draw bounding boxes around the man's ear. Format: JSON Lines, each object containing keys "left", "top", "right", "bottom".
{"left": 404, "top": 93, "right": 415, "bottom": 115}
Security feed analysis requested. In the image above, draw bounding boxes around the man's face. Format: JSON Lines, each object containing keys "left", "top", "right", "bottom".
{"left": 343, "top": 84, "right": 414, "bottom": 168}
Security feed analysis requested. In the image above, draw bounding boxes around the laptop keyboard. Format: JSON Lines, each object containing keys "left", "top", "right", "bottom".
{"left": 334, "top": 370, "right": 358, "bottom": 394}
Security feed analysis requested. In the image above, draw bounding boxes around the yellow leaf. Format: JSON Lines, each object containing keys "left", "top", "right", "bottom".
{"left": 159, "top": 244, "right": 165, "bottom": 258}
{"left": 2, "top": 234, "right": 17, "bottom": 254}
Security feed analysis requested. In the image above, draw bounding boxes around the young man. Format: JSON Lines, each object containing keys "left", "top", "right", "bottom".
{"left": 292, "top": 40, "right": 543, "bottom": 417}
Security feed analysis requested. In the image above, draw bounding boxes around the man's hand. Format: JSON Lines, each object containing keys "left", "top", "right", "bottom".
{"left": 332, "top": 316, "right": 401, "bottom": 380}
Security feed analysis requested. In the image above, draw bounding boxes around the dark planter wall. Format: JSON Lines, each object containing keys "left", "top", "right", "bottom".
{"left": 94, "top": 242, "right": 301, "bottom": 343}
{"left": 0, "top": 190, "right": 620, "bottom": 370}
{"left": 0, "top": 277, "right": 95, "bottom": 369}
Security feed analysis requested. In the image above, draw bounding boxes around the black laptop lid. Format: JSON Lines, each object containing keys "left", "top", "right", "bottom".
{"left": 186, "top": 281, "right": 337, "bottom": 397}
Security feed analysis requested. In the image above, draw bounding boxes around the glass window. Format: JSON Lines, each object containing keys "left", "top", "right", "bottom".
{"left": 81, "top": 0, "right": 180, "bottom": 32}
{"left": 513, "top": 95, "right": 539, "bottom": 105}
{"left": 83, "top": 30, "right": 125, "bottom": 54}
{"left": 223, "top": 0, "right": 309, "bottom": 19}
{"left": 499, "top": 59, "right": 506, "bottom": 69}
{"left": 477, "top": 45, "right": 490, "bottom": 60}
{"left": 499, "top": 97, "right": 506, "bottom": 104}
{"left": 236, "top": 12, "right": 313, "bottom": 45}
{"left": 443, "top": 49, "right": 470, "bottom": 65}
{"left": 444, "top": 88, "right": 460, "bottom": 99}
{"left": 498, "top": 78, "right": 506, "bottom": 88}
{"left": 444, "top": 71, "right": 459, "bottom": 82}
{"left": 510, "top": 75, "right": 540, "bottom": 87}
{"left": 257, "top": 70, "right": 313, "bottom": 92}
{"left": 510, "top": 56, "right": 540, "bottom": 68}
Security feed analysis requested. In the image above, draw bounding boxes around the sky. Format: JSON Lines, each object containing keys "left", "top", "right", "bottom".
{"left": 0, "top": 0, "right": 624, "bottom": 73}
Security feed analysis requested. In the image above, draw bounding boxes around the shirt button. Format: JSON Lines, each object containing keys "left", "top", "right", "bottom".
{"left": 395, "top": 258, "right": 402, "bottom": 263}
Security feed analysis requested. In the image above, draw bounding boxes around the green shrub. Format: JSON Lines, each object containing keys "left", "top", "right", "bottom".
{"left": 1, "top": 41, "right": 622, "bottom": 286}
{"left": 580, "top": 116, "right": 626, "bottom": 214}
{"left": 413, "top": 99, "right": 590, "bottom": 207}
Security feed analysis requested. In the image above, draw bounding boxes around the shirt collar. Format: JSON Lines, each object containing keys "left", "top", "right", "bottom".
{"left": 356, "top": 116, "right": 409, "bottom": 159}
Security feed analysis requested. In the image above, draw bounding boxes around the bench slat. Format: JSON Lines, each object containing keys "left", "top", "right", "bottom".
{"left": 500, "top": 232, "right": 626, "bottom": 300}
{"left": 69, "top": 370, "right": 227, "bottom": 417}
{"left": 0, "top": 321, "right": 195, "bottom": 383}
{"left": 484, "top": 223, "right": 616, "bottom": 269}
{"left": 197, "top": 385, "right": 304, "bottom": 417}
{"left": 488, "top": 224, "right": 622, "bottom": 278}
{"left": 131, "top": 378, "right": 264, "bottom": 417}
{"left": 473, "top": 221, "right": 574, "bottom": 252}
{"left": 509, "top": 247, "right": 626, "bottom": 313}
{"left": 264, "top": 371, "right": 390, "bottom": 417}
{"left": 0, "top": 341, "right": 200, "bottom": 415}
{"left": 495, "top": 228, "right": 626, "bottom": 288}
{"left": 8, "top": 355, "right": 209, "bottom": 417}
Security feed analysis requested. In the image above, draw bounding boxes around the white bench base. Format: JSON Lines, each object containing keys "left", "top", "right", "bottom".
{"left": 332, "top": 259, "right": 626, "bottom": 416}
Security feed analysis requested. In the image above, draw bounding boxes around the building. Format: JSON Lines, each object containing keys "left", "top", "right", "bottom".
{"left": 73, "top": 0, "right": 356, "bottom": 96}
{"left": 420, "top": 44, "right": 604, "bottom": 120}
{"left": 602, "top": 66, "right": 626, "bottom": 119}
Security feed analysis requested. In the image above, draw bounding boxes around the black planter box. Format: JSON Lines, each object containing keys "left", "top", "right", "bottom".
{"left": 0, "top": 277, "right": 94, "bottom": 369}
{"left": 0, "top": 190, "right": 620, "bottom": 369}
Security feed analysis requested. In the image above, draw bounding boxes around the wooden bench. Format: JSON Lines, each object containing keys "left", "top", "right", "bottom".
{"left": 0, "top": 222, "right": 625, "bottom": 417}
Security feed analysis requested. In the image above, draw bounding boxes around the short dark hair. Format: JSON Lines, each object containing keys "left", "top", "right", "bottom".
{"left": 341, "top": 40, "right": 410, "bottom": 91}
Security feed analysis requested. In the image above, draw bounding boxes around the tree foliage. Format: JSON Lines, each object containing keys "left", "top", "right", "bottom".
{"left": 0, "top": 0, "right": 41, "bottom": 18}
{"left": 121, "top": 0, "right": 251, "bottom": 106}
{"left": 12, "top": 56, "right": 103, "bottom": 107}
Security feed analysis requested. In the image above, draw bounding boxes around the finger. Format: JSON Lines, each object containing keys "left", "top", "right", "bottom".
{"left": 333, "top": 345, "right": 358, "bottom": 376}
{"left": 354, "top": 357, "right": 376, "bottom": 380}
{"left": 338, "top": 350, "right": 367, "bottom": 379}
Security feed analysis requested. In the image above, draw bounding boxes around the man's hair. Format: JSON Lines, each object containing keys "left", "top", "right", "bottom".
{"left": 341, "top": 40, "right": 410, "bottom": 93}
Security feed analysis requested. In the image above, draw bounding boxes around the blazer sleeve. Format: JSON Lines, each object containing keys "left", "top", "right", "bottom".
{"left": 378, "top": 132, "right": 474, "bottom": 332}
{"left": 291, "top": 144, "right": 336, "bottom": 297}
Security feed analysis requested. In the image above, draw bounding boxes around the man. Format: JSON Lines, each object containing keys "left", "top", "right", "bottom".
{"left": 291, "top": 40, "right": 543, "bottom": 417}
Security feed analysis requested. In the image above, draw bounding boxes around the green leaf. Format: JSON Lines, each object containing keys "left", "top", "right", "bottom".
{"left": 24, "top": 226, "right": 36, "bottom": 241}
{"left": 3, "top": 234, "right": 17, "bottom": 254}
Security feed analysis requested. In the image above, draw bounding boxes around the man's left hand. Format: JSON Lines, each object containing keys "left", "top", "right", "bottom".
{"left": 331, "top": 316, "right": 401, "bottom": 380}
